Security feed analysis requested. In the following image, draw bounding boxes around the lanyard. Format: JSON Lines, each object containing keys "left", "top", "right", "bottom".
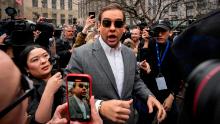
{"left": 155, "top": 41, "right": 169, "bottom": 73}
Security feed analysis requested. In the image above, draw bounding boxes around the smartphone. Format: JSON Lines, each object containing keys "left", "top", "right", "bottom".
{"left": 89, "top": 12, "right": 95, "bottom": 19}
{"left": 66, "top": 73, "right": 92, "bottom": 121}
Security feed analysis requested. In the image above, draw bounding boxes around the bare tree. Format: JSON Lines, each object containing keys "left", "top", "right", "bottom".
{"left": 76, "top": 0, "right": 220, "bottom": 27}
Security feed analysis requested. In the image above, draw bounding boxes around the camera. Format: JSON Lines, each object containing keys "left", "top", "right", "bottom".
{"left": 0, "top": 7, "right": 35, "bottom": 46}
{"left": 149, "top": 20, "right": 172, "bottom": 38}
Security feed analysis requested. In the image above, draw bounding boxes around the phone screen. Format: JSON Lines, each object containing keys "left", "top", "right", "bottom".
{"left": 89, "top": 12, "right": 95, "bottom": 19}
{"left": 66, "top": 74, "right": 92, "bottom": 121}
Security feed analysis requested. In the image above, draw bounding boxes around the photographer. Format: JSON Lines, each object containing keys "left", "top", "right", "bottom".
{"left": 0, "top": 8, "right": 36, "bottom": 62}
{"left": 137, "top": 20, "right": 182, "bottom": 124}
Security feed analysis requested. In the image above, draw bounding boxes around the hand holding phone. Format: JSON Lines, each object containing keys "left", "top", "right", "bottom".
{"left": 66, "top": 73, "right": 92, "bottom": 121}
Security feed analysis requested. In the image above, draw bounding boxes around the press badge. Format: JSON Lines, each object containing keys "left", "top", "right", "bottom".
{"left": 155, "top": 76, "right": 167, "bottom": 90}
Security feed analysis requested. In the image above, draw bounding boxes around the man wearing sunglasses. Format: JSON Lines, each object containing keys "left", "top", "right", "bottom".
{"left": 67, "top": 3, "right": 166, "bottom": 124}
{"left": 69, "top": 81, "right": 90, "bottom": 120}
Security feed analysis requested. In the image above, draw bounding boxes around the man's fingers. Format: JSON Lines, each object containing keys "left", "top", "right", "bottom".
{"left": 119, "top": 99, "right": 133, "bottom": 108}
{"left": 116, "top": 113, "right": 130, "bottom": 121}
{"left": 157, "top": 107, "right": 166, "bottom": 122}
{"left": 117, "top": 107, "right": 131, "bottom": 115}
{"left": 148, "top": 103, "right": 153, "bottom": 113}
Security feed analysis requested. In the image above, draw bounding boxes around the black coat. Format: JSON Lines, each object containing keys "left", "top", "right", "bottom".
{"left": 56, "top": 38, "right": 73, "bottom": 68}
{"left": 138, "top": 39, "right": 182, "bottom": 102}
{"left": 28, "top": 77, "right": 65, "bottom": 123}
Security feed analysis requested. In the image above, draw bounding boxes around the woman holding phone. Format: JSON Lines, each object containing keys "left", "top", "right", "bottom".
{"left": 19, "top": 44, "right": 65, "bottom": 123}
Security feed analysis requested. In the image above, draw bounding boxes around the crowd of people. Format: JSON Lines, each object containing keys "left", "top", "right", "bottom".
{"left": 1, "top": 2, "right": 220, "bottom": 124}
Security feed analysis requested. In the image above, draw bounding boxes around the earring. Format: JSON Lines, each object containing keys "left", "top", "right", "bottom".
{"left": 26, "top": 71, "right": 30, "bottom": 77}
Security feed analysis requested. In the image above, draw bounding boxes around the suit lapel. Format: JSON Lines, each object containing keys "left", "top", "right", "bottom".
{"left": 92, "top": 40, "right": 119, "bottom": 97}
{"left": 72, "top": 96, "right": 83, "bottom": 113}
{"left": 121, "top": 46, "right": 130, "bottom": 98}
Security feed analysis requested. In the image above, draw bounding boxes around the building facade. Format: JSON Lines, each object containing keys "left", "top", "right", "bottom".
{"left": 77, "top": 0, "right": 135, "bottom": 25}
{"left": 0, "top": 0, "right": 78, "bottom": 27}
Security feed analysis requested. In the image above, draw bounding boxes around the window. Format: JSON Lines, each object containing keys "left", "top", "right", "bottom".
{"left": 32, "top": 0, "right": 38, "bottom": 7}
{"left": 52, "top": 13, "right": 57, "bottom": 25}
{"left": 68, "top": 0, "right": 72, "bottom": 10}
{"left": 42, "top": 13, "right": 48, "bottom": 18}
{"left": 52, "top": 0, "right": 56, "bottom": 9}
{"left": 61, "top": 14, "right": 65, "bottom": 25}
{"left": 42, "top": 0, "right": 47, "bottom": 8}
{"left": 171, "top": 16, "right": 178, "bottom": 20}
{"left": 60, "top": 0, "right": 65, "bottom": 10}
{"left": 186, "top": 2, "right": 193, "bottom": 10}
{"left": 68, "top": 15, "right": 73, "bottom": 24}
{"left": 171, "top": 4, "right": 178, "bottom": 12}
{"left": 197, "top": 0, "right": 206, "bottom": 9}
{"left": 164, "top": 8, "right": 169, "bottom": 13}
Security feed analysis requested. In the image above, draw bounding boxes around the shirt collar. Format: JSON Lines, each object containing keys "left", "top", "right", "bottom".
{"left": 99, "top": 36, "right": 122, "bottom": 53}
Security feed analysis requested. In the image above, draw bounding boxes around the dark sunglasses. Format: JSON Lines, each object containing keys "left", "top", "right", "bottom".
{"left": 0, "top": 75, "right": 34, "bottom": 119}
{"left": 78, "top": 83, "right": 89, "bottom": 89}
{"left": 102, "top": 19, "right": 124, "bottom": 28}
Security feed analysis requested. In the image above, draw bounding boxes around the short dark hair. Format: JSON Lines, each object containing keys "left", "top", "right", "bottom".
{"left": 98, "top": 3, "right": 126, "bottom": 22}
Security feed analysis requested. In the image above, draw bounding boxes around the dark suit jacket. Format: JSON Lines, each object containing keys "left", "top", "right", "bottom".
{"left": 56, "top": 38, "right": 72, "bottom": 68}
{"left": 67, "top": 39, "right": 153, "bottom": 124}
{"left": 69, "top": 96, "right": 90, "bottom": 120}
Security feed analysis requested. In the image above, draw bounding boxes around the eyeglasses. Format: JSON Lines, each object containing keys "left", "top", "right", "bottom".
{"left": 78, "top": 83, "right": 89, "bottom": 89}
{"left": 0, "top": 75, "right": 34, "bottom": 119}
{"left": 102, "top": 19, "right": 124, "bottom": 28}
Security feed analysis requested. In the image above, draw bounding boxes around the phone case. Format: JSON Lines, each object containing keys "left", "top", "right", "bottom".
{"left": 65, "top": 73, "right": 92, "bottom": 121}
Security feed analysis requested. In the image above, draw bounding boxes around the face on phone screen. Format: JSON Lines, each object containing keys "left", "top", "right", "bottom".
{"left": 67, "top": 76, "right": 91, "bottom": 121}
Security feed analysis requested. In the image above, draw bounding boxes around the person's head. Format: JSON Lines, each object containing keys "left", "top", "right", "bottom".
{"left": 98, "top": 3, "right": 126, "bottom": 48}
{"left": 123, "top": 38, "right": 135, "bottom": 49}
{"left": 72, "top": 81, "right": 88, "bottom": 99}
{"left": 34, "top": 22, "right": 55, "bottom": 48}
{"left": 19, "top": 45, "right": 52, "bottom": 79}
{"left": 63, "top": 25, "right": 75, "bottom": 40}
{"left": 0, "top": 50, "right": 33, "bottom": 124}
{"left": 152, "top": 20, "right": 171, "bottom": 43}
{"left": 85, "top": 31, "right": 97, "bottom": 44}
{"left": 130, "top": 27, "right": 141, "bottom": 43}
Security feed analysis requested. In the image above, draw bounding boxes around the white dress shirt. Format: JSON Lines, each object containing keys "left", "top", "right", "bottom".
{"left": 99, "top": 36, "right": 124, "bottom": 97}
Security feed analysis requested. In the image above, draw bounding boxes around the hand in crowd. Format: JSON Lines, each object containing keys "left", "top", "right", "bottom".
{"left": 37, "top": 16, "right": 47, "bottom": 23}
{"left": 45, "top": 72, "right": 63, "bottom": 94}
{"left": 0, "top": 33, "right": 7, "bottom": 45}
{"left": 81, "top": 16, "right": 96, "bottom": 34}
{"left": 142, "top": 27, "right": 150, "bottom": 39}
{"left": 139, "top": 60, "right": 151, "bottom": 74}
{"left": 163, "top": 93, "right": 174, "bottom": 111}
{"left": 47, "top": 103, "right": 68, "bottom": 124}
{"left": 147, "top": 95, "right": 166, "bottom": 123}
{"left": 99, "top": 99, "right": 133, "bottom": 123}
{"left": 48, "top": 96, "right": 103, "bottom": 124}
